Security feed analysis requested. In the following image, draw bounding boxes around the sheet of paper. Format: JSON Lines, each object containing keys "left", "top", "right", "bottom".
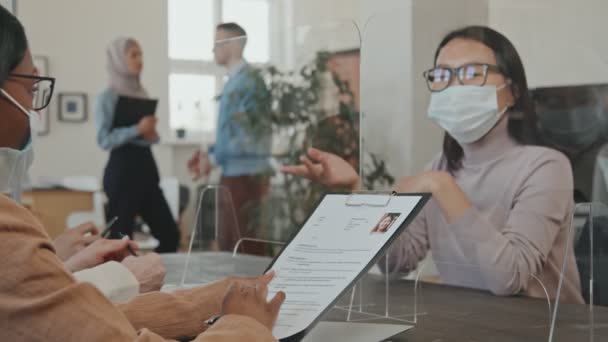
{"left": 267, "top": 194, "right": 424, "bottom": 340}
{"left": 301, "top": 322, "right": 413, "bottom": 342}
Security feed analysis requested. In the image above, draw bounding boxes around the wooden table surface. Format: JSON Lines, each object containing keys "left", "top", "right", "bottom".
{"left": 162, "top": 252, "right": 608, "bottom": 341}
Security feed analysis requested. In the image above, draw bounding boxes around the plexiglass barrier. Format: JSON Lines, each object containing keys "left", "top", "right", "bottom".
{"left": 551, "top": 202, "right": 608, "bottom": 342}
{"left": 174, "top": 20, "right": 363, "bottom": 289}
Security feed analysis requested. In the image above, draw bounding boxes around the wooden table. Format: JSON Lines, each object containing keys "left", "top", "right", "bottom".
{"left": 22, "top": 189, "right": 94, "bottom": 238}
{"left": 162, "top": 252, "right": 608, "bottom": 341}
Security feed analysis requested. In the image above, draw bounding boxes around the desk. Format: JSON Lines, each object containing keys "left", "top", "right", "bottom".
{"left": 162, "top": 252, "right": 608, "bottom": 341}
{"left": 22, "top": 189, "right": 94, "bottom": 238}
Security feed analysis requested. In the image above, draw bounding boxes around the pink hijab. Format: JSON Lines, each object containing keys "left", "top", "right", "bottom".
{"left": 106, "top": 37, "right": 148, "bottom": 98}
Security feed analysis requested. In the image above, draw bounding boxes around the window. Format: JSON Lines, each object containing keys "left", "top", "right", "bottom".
{"left": 222, "top": 0, "right": 270, "bottom": 63}
{"left": 168, "top": 0, "right": 215, "bottom": 61}
{"left": 169, "top": 74, "right": 217, "bottom": 132}
{"left": 168, "top": 0, "right": 272, "bottom": 137}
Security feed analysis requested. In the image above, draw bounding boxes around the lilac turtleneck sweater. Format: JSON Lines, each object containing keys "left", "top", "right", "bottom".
{"left": 386, "top": 119, "right": 583, "bottom": 303}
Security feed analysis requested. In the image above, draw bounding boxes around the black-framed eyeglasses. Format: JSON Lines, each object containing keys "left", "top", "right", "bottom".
{"left": 8, "top": 73, "right": 56, "bottom": 110}
{"left": 423, "top": 63, "right": 503, "bottom": 93}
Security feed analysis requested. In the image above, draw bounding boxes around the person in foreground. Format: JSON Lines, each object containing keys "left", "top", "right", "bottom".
{"left": 2, "top": 44, "right": 166, "bottom": 303}
{"left": 0, "top": 6, "right": 285, "bottom": 340}
{"left": 283, "top": 25, "right": 583, "bottom": 303}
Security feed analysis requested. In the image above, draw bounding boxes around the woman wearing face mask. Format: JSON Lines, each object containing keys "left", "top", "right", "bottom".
{"left": 0, "top": 6, "right": 284, "bottom": 341}
{"left": 282, "top": 26, "right": 583, "bottom": 303}
{"left": 0, "top": 28, "right": 166, "bottom": 301}
{"left": 96, "top": 38, "right": 179, "bottom": 253}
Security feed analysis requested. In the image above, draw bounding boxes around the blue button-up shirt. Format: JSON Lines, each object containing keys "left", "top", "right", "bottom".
{"left": 210, "top": 61, "right": 272, "bottom": 176}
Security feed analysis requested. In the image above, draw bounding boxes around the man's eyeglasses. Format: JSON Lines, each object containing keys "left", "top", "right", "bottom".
{"left": 214, "top": 35, "right": 248, "bottom": 48}
{"left": 423, "top": 63, "right": 504, "bottom": 92}
{"left": 8, "top": 73, "right": 56, "bottom": 110}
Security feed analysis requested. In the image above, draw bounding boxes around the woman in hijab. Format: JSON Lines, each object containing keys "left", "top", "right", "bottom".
{"left": 96, "top": 37, "right": 179, "bottom": 253}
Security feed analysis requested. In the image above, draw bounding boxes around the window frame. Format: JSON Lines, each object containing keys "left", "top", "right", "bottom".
{"left": 168, "top": 0, "right": 277, "bottom": 141}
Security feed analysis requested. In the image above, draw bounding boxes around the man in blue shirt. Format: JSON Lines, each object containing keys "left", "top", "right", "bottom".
{"left": 188, "top": 23, "right": 272, "bottom": 255}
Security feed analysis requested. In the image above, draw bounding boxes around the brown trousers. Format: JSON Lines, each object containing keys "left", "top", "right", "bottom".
{"left": 218, "top": 175, "right": 269, "bottom": 256}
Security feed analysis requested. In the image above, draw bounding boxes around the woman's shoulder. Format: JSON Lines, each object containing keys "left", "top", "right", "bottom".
{"left": 96, "top": 88, "right": 118, "bottom": 100}
{"left": 508, "top": 145, "right": 573, "bottom": 191}
{"left": 514, "top": 145, "right": 571, "bottom": 169}
{"left": 426, "top": 152, "right": 449, "bottom": 171}
{"left": 428, "top": 145, "right": 572, "bottom": 179}
{"left": 0, "top": 196, "right": 46, "bottom": 236}
{"left": 95, "top": 88, "right": 119, "bottom": 112}
{"left": 424, "top": 145, "right": 571, "bottom": 173}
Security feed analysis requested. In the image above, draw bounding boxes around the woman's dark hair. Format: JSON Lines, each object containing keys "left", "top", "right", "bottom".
{"left": 434, "top": 26, "right": 538, "bottom": 172}
{"left": 0, "top": 5, "right": 28, "bottom": 88}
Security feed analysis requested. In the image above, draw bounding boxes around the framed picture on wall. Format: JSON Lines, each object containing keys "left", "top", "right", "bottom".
{"left": 33, "top": 56, "right": 50, "bottom": 136}
{"left": 58, "top": 93, "right": 88, "bottom": 123}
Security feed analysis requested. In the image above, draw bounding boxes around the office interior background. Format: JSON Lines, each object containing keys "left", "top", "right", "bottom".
{"left": 11, "top": 0, "right": 608, "bottom": 268}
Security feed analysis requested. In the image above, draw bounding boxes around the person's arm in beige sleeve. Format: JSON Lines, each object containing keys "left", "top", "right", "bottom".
{"left": 0, "top": 196, "right": 282, "bottom": 342}
{"left": 0, "top": 196, "right": 156, "bottom": 341}
{"left": 196, "top": 315, "right": 276, "bottom": 342}
{"left": 117, "top": 272, "right": 282, "bottom": 340}
{"left": 117, "top": 283, "right": 229, "bottom": 339}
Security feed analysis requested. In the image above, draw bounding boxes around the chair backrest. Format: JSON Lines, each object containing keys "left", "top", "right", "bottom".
{"left": 572, "top": 203, "right": 608, "bottom": 306}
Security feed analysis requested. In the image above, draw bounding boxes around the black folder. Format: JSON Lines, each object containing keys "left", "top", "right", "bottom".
{"left": 111, "top": 96, "right": 158, "bottom": 128}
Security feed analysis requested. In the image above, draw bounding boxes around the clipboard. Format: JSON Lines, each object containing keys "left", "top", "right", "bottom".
{"left": 111, "top": 96, "right": 158, "bottom": 129}
{"left": 264, "top": 192, "right": 431, "bottom": 341}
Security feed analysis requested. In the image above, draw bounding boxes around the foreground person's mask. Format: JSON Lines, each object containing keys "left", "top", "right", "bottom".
{"left": 0, "top": 88, "right": 35, "bottom": 202}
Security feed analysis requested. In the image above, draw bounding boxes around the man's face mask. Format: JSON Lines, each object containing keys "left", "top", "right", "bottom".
{"left": 0, "top": 88, "right": 35, "bottom": 202}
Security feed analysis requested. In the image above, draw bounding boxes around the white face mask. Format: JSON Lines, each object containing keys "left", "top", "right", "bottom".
{"left": 0, "top": 89, "right": 35, "bottom": 202}
{"left": 427, "top": 84, "right": 510, "bottom": 144}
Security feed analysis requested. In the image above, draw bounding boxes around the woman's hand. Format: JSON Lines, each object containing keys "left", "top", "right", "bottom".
{"left": 137, "top": 116, "right": 158, "bottom": 141}
{"left": 281, "top": 147, "right": 361, "bottom": 190}
{"left": 64, "top": 238, "right": 139, "bottom": 273}
{"left": 121, "top": 253, "right": 166, "bottom": 293}
{"left": 53, "top": 222, "right": 100, "bottom": 261}
{"left": 394, "top": 171, "right": 472, "bottom": 223}
{"left": 220, "top": 271, "right": 286, "bottom": 331}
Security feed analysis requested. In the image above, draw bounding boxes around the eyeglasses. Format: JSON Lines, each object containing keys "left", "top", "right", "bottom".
{"left": 423, "top": 63, "right": 503, "bottom": 93}
{"left": 214, "top": 35, "right": 247, "bottom": 48}
{"left": 8, "top": 73, "right": 56, "bottom": 110}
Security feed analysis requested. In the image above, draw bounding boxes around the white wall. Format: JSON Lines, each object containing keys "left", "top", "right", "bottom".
{"left": 359, "top": 0, "right": 489, "bottom": 178}
{"left": 359, "top": 1, "right": 413, "bottom": 179}
{"left": 490, "top": 0, "right": 608, "bottom": 88}
{"left": 410, "top": 0, "right": 489, "bottom": 173}
{"left": 19, "top": 0, "right": 173, "bottom": 184}
{"left": 289, "top": 0, "right": 361, "bottom": 68}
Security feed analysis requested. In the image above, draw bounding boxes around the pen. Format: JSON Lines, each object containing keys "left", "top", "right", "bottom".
{"left": 101, "top": 216, "right": 119, "bottom": 238}
{"left": 119, "top": 233, "right": 138, "bottom": 257}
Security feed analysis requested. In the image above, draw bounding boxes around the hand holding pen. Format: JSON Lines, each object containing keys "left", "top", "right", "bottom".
{"left": 100, "top": 216, "right": 137, "bottom": 257}
{"left": 119, "top": 233, "right": 138, "bottom": 257}
{"left": 101, "top": 216, "right": 119, "bottom": 238}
